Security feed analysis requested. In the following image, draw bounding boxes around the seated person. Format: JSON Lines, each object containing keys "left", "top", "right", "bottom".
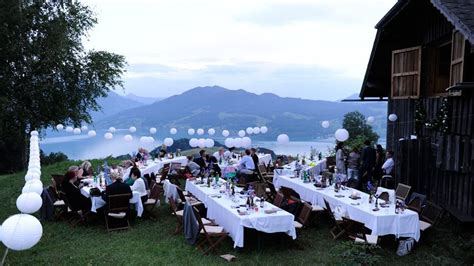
{"left": 193, "top": 150, "right": 207, "bottom": 169}
{"left": 102, "top": 172, "right": 133, "bottom": 203}
{"left": 80, "top": 161, "right": 94, "bottom": 177}
{"left": 186, "top": 155, "right": 201, "bottom": 177}
{"left": 208, "top": 155, "right": 222, "bottom": 176}
{"left": 237, "top": 149, "right": 257, "bottom": 183}
{"left": 213, "top": 148, "right": 226, "bottom": 163}
{"left": 381, "top": 151, "right": 394, "bottom": 175}
{"left": 68, "top": 165, "right": 84, "bottom": 184}
{"left": 129, "top": 167, "right": 148, "bottom": 204}
{"left": 62, "top": 171, "right": 91, "bottom": 211}
{"left": 250, "top": 148, "right": 259, "bottom": 167}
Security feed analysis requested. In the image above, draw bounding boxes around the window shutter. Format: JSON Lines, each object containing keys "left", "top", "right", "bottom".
{"left": 391, "top": 46, "right": 421, "bottom": 98}
{"left": 449, "top": 31, "right": 465, "bottom": 86}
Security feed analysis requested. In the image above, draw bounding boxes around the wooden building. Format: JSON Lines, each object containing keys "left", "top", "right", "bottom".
{"left": 359, "top": 0, "right": 474, "bottom": 220}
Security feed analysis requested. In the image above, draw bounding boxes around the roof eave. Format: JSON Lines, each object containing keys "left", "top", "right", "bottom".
{"left": 430, "top": 0, "right": 474, "bottom": 44}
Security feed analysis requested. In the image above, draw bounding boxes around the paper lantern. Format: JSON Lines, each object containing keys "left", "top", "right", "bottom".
{"left": 222, "top": 130, "right": 230, "bottom": 137}
{"left": 87, "top": 130, "right": 96, "bottom": 137}
{"left": 1, "top": 214, "right": 43, "bottom": 251}
{"left": 65, "top": 126, "right": 73, "bottom": 133}
{"left": 246, "top": 127, "right": 253, "bottom": 135}
{"left": 73, "top": 128, "right": 81, "bottom": 134}
{"left": 16, "top": 193, "right": 42, "bottom": 214}
{"left": 335, "top": 129, "right": 349, "bottom": 142}
{"left": 242, "top": 137, "right": 252, "bottom": 148}
{"left": 238, "top": 130, "right": 246, "bottom": 137}
{"left": 277, "top": 134, "right": 290, "bottom": 145}
{"left": 224, "top": 138, "right": 234, "bottom": 148}
{"left": 204, "top": 138, "right": 215, "bottom": 148}
{"left": 108, "top": 127, "right": 116, "bottom": 133}
{"left": 208, "top": 128, "right": 215, "bottom": 135}
{"left": 189, "top": 138, "right": 198, "bottom": 147}
{"left": 170, "top": 128, "right": 177, "bottom": 135}
{"left": 27, "top": 168, "right": 41, "bottom": 176}
{"left": 197, "top": 128, "right": 204, "bottom": 135}
{"left": 30, "top": 131, "right": 38, "bottom": 136}
{"left": 188, "top": 128, "right": 195, "bottom": 135}
{"left": 124, "top": 134, "right": 133, "bottom": 142}
{"left": 56, "top": 124, "right": 64, "bottom": 131}
{"left": 150, "top": 127, "right": 157, "bottom": 134}
{"left": 139, "top": 136, "right": 147, "bottom": 143}
{"left": 22, "top": 180, "right": 43, "bottom": 195}
{"left": 198, "top": 138, "right": 206, "bottom": 148}
{"left": 25, "top": 173, "right": 40, "bottom": 182}
{"left": 147, "top": 137, "right": 155, "bottom": 143}
{"left": 367, "top": 116, "right": 375, "bottom": 123}
{"left": 104, "top": 132, "right": 113, "bottom": 140}
{"left": 260, "top": 126, "right": 268, "bottom": 134}
{"left": 253, "top": 127, "right": 260, "bottom": 134}
{"left": 164, "top": 137, "right": 174, "bottom": 147}
{"left": 80, "top": 125, "right": 88, "bottom": 131}
{"left": 388, "top": 114, "right": 398, "bottom": 122}
{"left": 129, "top": 126, "right": 137, "bottom": 133}
{"left": 234, "top": 138, "right": 243, "bottom": 148}
{"left": 321, "top": 121, "right": 330, "bottom": 128}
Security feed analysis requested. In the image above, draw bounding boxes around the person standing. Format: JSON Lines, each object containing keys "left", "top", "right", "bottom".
{"left": 374, "top": 144, "right": 385, "bottom": 181}
{"left": 360, "top": 140, "right": 376, "bottom": 184}
{"left": 347, "top": 147, "right": 361, "bottom": 180}
{"left": 335, "top": 142, "right": 346, "bottom": 174}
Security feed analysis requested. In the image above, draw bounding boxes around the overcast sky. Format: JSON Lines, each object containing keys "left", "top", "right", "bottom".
{"left": 82, "top": 0, "right": 396, "bottom": 100}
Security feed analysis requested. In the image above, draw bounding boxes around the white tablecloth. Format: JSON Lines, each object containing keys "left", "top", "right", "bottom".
{"left": 185, "top": 179, "right": 296, "bottom": 248}
{"left": 377, "top": 187, "right": 396, "bottom": 204}
{"left": 163, "top": 180, "right": 179, "bottom": 203}
{"left": 273, "top": 174, "right": 420, "bottom": 241}
{"left": 81, "top": 186, "right": 144, "bottom": 217}
{"left": 140, "top": 156, "right": 188, "bottom": 176}
{"left": 258, "top": 154, "right": 272, "bottom": 166}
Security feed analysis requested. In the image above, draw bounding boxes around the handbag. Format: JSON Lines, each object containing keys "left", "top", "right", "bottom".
{"left": 396, "top": 238, "right": 415, "bottom": 256}
{"left": 89, "top": 187, "right": 101, "bottom": 197}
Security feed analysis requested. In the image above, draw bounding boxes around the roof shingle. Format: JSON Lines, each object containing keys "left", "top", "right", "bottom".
{"left": 431, "top": 0, "right": 474, "bottom": 44}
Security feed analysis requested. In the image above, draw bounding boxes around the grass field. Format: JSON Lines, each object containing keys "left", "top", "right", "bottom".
{"left": 0, "top": 160, "right": 472, "bottom": 265}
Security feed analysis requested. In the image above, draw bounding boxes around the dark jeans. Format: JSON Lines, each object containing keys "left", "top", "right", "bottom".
{"left": 141, "top": 195, "right": 148, "bottom": 204}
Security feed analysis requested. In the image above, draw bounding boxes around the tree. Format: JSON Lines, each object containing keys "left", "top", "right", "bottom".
{"left": 342, "top": 111, "right": 379, "bottom": 150}
{"left": 0, "top": 0, "right": 126, "bottom": 173}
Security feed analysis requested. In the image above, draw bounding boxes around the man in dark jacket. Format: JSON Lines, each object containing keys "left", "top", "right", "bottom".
{"left": 360, "top": 140, "right": 376, "bottom": 184}
{"left": 102, "top": 171, "right": 132, "bottom": 202}
{"left": 193, "top": 150, "right": 207, "bottom": 169}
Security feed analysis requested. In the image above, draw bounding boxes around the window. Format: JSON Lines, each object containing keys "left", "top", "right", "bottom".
{"left": 450, "top": 31, "right": 465, "bottom": 86}
{"left": 432, "top": 42, "right": 451, "bottom": 95}
{"left": 391, "top": 46, "right": 421, "bottom": 98}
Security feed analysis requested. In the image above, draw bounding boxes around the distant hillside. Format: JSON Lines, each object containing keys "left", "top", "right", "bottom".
{"left": 97, "top": 86, "right": 387, "bottom": 140}
{"left": 91, "top": 91, "right": 144, "bottom": 121}
{"left": 125, "top": 93, "right": 163, "bottom": 105}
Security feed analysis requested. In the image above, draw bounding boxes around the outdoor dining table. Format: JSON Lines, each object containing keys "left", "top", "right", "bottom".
{"left": 273, "top": 173, "right": 421, "bottom": 241}
{"left": 80, "top": 180, "right": 144, "bottom": 217}
{"left": 185, "top": 178, "right": 297, "bottom": 248}
{"left": 257, "top": 153, "right": 272, "bottom": 166}
{"left": 139, "top": 156, "right": 188, "bottom": 176}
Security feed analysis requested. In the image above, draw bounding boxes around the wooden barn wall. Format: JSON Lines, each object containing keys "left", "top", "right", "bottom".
{"left": 388, "top": 97, "right": 474, "bottom": 217}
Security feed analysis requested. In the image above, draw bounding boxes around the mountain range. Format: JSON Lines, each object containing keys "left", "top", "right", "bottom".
{"left": 92, "top": 86, "right": 387, "bottom": 140}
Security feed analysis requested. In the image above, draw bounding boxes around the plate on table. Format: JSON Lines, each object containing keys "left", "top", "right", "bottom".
{"left": 349, "top": 196, "right": 361, "bottom": 200}
{"left": 237, "top": 210, "right": 249, "bottom": 216}
{"left": 350, "top": 202, "right": 360, "bottom": 206}
{"left": 335, "top": 195, "right": 345, "bottom": 198}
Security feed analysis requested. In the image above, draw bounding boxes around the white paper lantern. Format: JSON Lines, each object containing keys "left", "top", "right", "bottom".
{"left": 242, "top": 137, "right": 252, "bottom": 148}
{"left": 164, "top": 137, "right": 174, "bottom": 147}
{"left": 335, "top": 129, "right": 350, "bottom": 142}
{"left": 253, "top": 127, "right": 260, "bottom": 134}
{"left": 65, "top": 126, "right": 73, "bottom": 133}
{"left": 108, "top": 127, "right": 116, "bottom": 133}
{"left": 222, "top": 130, "right": 230, "bottom": 137}
{"left": 139, "top": 136, "right": 147, "bottom": 143}
{"left": 322, "top": 120, "right": 330, "bottom": 128}
{"left": 73, "top": 128, "right": 81, "bottom": 134}
{"left": 87, "top": 130, "right": 96, "bottom": 137}
{"left": 246, "top": 127, "right": 253, "bottom": 135}
{"left": 224, "top": 138, "right": 235, "bottom": 148}
{"left": 129, "top": 126, "right": 137, "bottom": 133}
{"left": 104, "top": 132, "right": 113, "bottom": 140}
{"left": 238, "top": 130, "right": 246, "bottom": 137}
{"left": 189, "top": 138, "right": 198, "bottom": 147}
{"left": 147, "top": 137, "right": 155, "bottom": 143}
{"left": 16, "top": 193, "right": 42, "bottom": 214}
{"left": 27, "top": 168, "right": 41, "bottom": 176}
{"left": 388, "top": 114, "right": 398, "bottom": 122}
{"left": 56, "top": 124, "right": 64, "bottom": 131}
{"left": 277, "top": 134, "right": 290, "bottom": 145}
{"left": 204, "top": 138, "right": 215, "bottom": 148}
{"left": 124, "top": 134, "right": 133, "bottom": 142}
{"left": 80, "top": 125, "right": 88, "bottom": 131}
{"left": 208, "top": 128, "right": 215, "bottom": 135}
{"left": 22, "top": 180, "right": 43, "bottom": 195}
{"left": 149, "top": 127, "right": 157, "bottom": 134}
{"left": 30, "top": 131, "right": 38, "bottom": 136}
{"left": 25, "top": 173, "right": 40, "bottom": 182}
{"left": 188, "top": 128, "right": 195, "bottom": 135}
{"left": 1, "top": 214, "right": 43, "bottom": 251}
{"left": 234, "top": 138, "right": 243, "bottom": 148}
{"left": 260, "top": 126, "right": 268, "bottom": 134}
{"left": 197, "top": 128, "right": 204, "bottom": 135}
{"left": 367, "top": 116, "right": 375, "bottom": 123}
{"left": 198, "top": 138, "right": 206, "bottom": 148}
{"left": 169, "top": 128, "right": 177, "bottom": 135}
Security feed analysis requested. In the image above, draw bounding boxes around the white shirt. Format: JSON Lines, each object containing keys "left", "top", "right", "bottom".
{"left": 382, "top": 158, "right": 394, "bottom": 175}
{"left": 239, "top": 155, "right": 255, "bottom": 170}
{"left": 131, "top": 178, "right": 147, "bottom": 197}
{"left": 213, "top": 151, "right": 226, "bottom": 162}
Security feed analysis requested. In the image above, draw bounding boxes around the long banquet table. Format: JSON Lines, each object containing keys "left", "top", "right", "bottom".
{"left": 185, "top": 179, "right": 297, "bottom": 248}
{"left": 139, "top": 156, "right": 188, "bottom": 176}
{"left": 274, "top": 172, "right": 420, "bottom": 241}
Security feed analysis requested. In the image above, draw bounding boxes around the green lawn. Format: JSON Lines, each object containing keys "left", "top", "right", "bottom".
{"left": 0, "top": 160, "right": 472, "bottom": 265}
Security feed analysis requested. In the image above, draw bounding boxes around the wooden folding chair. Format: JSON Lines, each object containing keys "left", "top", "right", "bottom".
{"left": 419, "top": 201, "right": 443, "bottom": 232}
{"left": 395, "top": 183, "right": 411, "bottom": 201}
{"left": 265, "top": 181, "right": 277, "bottom": 202}
{"left": 61, "top": 192, "right": 90, "bottom": 227}
{"left": 342, "top": 217, "right": 378, "bottom": 245}
{"left": 407, "top": 196, "right": 422, "bottom": 213}
{"left": 169, "top": 197, "right": 184, "bottom": 234}
{"left": 294, "top": 202, "right": 312, "bottom": 230}
{"left": 176, "top": 186, "right": 202, "bottom": 206}
{"left": 143, "top": 184, "right": 163, "bottom": 219}
{"left": 193, "top": 206, "right": 228, "bottom": 255}
{"left": 104, "top": 193, "right": 132, "bottom": 232}
{"left": 273, "top": 192, "right": 285, "bottom": 208}
{"left": 324, "top": 199, "right": 345, "bottom": 240}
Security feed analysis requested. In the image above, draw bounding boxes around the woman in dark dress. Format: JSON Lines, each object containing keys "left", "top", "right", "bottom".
{"left": 374, "top": 144, "right": 385, "bottom": 182}
{"left": 62, "top": 171, "right": 91, "bottom": 211}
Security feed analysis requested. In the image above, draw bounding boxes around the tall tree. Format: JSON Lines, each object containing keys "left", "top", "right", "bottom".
{"left": 0, "top": 0, "right": 126, "bottom": 173}
{"left": 342, "top": 111, "right": 379, "bottom": 150}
